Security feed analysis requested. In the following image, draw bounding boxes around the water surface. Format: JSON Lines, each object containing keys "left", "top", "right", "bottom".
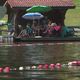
{"left": 0, "top": 42, "right": 80, "bottom": 80}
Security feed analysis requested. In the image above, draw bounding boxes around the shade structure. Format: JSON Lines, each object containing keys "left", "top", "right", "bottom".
{"left": 22, "top": 12, "right": 44, "bottom": 36}
{"left": 22, "top": 12, "right": 44, "bottom": 20}
{"left": 26, "top": 5, "right": 52, "bottom": 13}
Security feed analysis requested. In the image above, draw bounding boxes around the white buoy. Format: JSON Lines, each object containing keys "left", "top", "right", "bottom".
{"left": 19, "top": 66, "right": 24, "bottom": 70}
{"left": 31, "top": 66, "right": 36, "bottom": 69}
{"left": 68, "top": 62, "right": 73, "bottom": 66}
{"left": 25, "top": 66, "right": 30, "bottom": 70}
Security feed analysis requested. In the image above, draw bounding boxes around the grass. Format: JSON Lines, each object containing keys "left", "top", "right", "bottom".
{"left": 65, "top": 0, "right": 80, "bottom": 26}
{"left": 0, "top": 15, "right": 8, "bottom": 35}
{"left": 0, "top": 15, "right": 8, "bottom": 30}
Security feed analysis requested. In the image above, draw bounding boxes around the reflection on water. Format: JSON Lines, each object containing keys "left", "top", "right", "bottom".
{"left": 0, "top": 42, "right": 80, "bottom": 80}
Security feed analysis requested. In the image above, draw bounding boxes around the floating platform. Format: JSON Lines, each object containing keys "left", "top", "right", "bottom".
{"left": 13, "top": 36, "right": 80, "bottom": 42}
{"left": 13, "top": 27, "right": 80, "bottom": 42}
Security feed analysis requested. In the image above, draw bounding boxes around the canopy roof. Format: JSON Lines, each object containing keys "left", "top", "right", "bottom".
{"left": 7, "top": 0, "right": 75, "bottom": 8}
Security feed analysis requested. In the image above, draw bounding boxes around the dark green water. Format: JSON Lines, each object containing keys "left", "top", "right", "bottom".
{"left": 0, "top": 42, "right": 80, "bottom": 80}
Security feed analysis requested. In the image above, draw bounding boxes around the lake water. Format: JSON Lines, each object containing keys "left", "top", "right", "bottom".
{"left": 0, "top": 42, "right": 80, "bottom": 80}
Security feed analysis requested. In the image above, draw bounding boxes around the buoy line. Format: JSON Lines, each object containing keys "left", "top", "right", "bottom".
{"left": 0, "top": 61, "right": 80, "bottom": 73}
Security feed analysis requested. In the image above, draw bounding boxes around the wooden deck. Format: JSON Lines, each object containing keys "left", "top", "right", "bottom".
{"left": 13, "top": 26, "right": 80, "bottom": 42}
{"left": 13, "top": 36, "right": 80, "bottom": 42}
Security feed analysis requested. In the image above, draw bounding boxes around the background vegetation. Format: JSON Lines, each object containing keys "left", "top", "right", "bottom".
{"left": 65, "top": 0, "right": 80, "bottom": 26}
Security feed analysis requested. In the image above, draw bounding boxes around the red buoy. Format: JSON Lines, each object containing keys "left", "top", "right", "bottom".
{"left": 72, "top": 61, "right": 78, "bottom": 66}
{"left": 3, "top": 67, "right": 10, "bottom": 73}
{"left": 55, "top": 63, "right": 61, "bottom": 70}
{"left": 38, "top": 65, "right": 43, "bottom": 69}
{"left": 0, "top": 67, "right": 3, "bottom": 73}
{"left": 49, "top": 64, "right": 55, "bottom": 70}
{"left": 77, "top": 61, "right": 80, "bottom": 66}
{"left": 14, "top": 68, "right": 17, "bottom": 70}
{"left": 68, "top": 61, "right": 80, "bottom": 66}
{"left": 43, "top": 64, "right": 48, "bottom": 69}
